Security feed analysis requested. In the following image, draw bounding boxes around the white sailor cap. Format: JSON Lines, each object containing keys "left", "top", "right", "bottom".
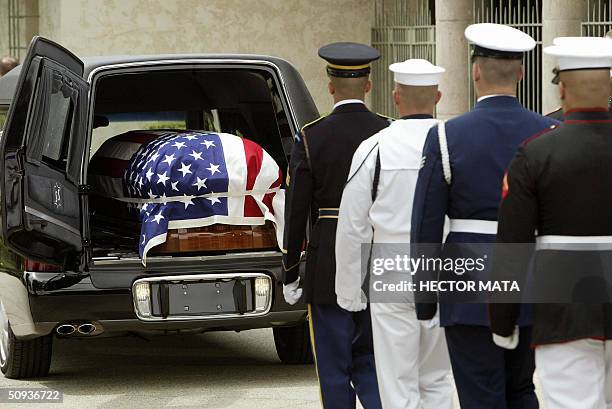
{"left": 389, "top": 59, "right": 445, "bottom": 86}
{"left": 546, "top": 36, "right": 612, "bottom": 71}
{"left": 465, "top": 23, "right": 536, "bottom": 59}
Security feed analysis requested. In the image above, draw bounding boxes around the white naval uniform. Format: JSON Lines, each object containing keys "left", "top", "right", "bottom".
{"left": 335, "top": 117, "right": 452, "bottom": 409}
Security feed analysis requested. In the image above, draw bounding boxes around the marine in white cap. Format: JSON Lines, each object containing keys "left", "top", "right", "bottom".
{"left": 490, "top": 36, "right": 612, "bottom": 409}
{"left": 410, "top": 23, "right": 558, "bottom": 409}
{"left": 334, "top": 59, "right": 452, "bottom": 409}
{"left": 547, "top": 34, "right": 612, "bottom": 120}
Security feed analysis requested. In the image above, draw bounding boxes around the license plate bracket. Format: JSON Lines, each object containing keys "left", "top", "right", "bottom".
{"left": 150, "top": 278, "right": 254, "bottom": 318}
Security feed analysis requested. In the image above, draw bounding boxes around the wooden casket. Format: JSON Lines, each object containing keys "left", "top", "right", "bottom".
{"left": 89, "top": 130, "right": 283, "bottom": 259}
{"left": 151, "top": 222, "right": 277, "bottom": 255}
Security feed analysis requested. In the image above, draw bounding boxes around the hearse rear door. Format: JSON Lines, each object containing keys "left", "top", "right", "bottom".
{"left": 0, "top": 37, "right": 88, "bottom": 265}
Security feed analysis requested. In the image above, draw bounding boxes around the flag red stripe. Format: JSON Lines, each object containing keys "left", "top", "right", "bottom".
{"left": 242, "top": 138, "right": 264, "bottom": 217}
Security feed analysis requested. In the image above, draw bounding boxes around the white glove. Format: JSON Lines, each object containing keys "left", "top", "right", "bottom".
{"left": 337, "top": 289, "right": 367, "bottom": 312}
{"left": 425, "top": 311, "right": 440, "bottom": 329}
{"left": 283, "top": 278, "right": 302, "bottom": 305}
{"left": 492, "top": 326, "right": 519, "bottom": 350}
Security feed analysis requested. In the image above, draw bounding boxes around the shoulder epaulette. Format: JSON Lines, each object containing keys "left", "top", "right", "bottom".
{"left": 300, "top": 115, "right": 327, "bottom": 132}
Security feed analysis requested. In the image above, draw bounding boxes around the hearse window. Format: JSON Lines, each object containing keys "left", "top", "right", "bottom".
{"left": 42, "top": 86, "right": 72, "bottom": 163}
{"left": 91, "top": 68, "right": 291, "bottom": 168}
{"left": 91, "top": 111, "right": 186, "bottom": 155}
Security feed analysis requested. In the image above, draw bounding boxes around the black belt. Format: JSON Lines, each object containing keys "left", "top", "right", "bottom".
{"left": 318, "top": 208, "right": 339, "bottom": 218}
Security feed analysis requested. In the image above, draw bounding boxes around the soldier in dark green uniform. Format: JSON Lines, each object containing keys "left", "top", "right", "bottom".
{"left": 281, "top": 42, "right": 390, "bottom": 409}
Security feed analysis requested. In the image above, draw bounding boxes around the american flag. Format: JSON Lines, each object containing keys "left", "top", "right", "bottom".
{"left": 94, "top": 130, "right": 284, "bottom": 264}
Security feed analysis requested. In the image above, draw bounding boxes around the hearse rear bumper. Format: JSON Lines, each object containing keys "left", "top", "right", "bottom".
{"left": 13, "top": 253, "right": 307, "bottom": 338}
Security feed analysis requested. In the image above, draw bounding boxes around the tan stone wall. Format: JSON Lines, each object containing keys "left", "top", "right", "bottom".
{"left": 542, "top": 0, "right": 588, "bottom": 114}
{"left": 0, "top": 0, "right": 8, "bottom": 57}
{"left": 37, "top": 0, "right": 372, "bottom": 112}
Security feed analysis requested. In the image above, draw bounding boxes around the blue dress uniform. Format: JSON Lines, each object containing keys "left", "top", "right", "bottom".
{"left": 410, "top": 23, "right": 560, "bottom": 409}
{"left": 282, "top": 43, "right": 389, "bottom": 409}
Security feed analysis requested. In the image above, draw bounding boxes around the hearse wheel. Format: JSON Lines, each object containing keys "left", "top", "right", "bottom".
{"left": 0, "top": 301, "right": 52, "bottom": 379}
{"left": 273, "top": 320, "right": 313, "bottom": 364}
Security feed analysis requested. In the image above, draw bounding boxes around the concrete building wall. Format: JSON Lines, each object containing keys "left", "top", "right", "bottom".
{"left": 435, "top": 0, "right": 472, "bottom": 120}
{"left": 0, "top": 0, "right": 8, "bottom": 57}
{"left": 37, "top": 0, "right": 372, "bottom": 112}
{"left": 542, "top": 0, "right": 588, "bottom": 113}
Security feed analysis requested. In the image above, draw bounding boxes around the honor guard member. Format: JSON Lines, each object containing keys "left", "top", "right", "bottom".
{"left": 546, "top": 32, "right": 612, "bottom": 120}
{"left": 281, "top": 42, "right": 390, "bottom": 409}
{"left": 490, "top": 37, "right": 612, "bottom": 409}
{"left": 410, "top": 23, "right": 559, "bottom": 409}
{"left": 335, "top": 59, "right": 452, "bottom": 409}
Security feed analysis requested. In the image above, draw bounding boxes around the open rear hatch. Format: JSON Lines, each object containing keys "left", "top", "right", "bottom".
{"left": 87, "top": 66, "right": 294, "bottom": 261}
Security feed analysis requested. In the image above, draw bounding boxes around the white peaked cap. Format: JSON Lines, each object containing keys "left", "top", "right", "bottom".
{"left": 389, "top": 59, "right": 445, "bottom": 86}
{"left": 545, "top": 37, "right": 612, "bottom": 71}
{"left": 465, "top": 23, "right": 536, "bottom": 53}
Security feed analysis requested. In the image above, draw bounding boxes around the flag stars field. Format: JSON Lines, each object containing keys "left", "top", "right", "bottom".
{"left": 201, "top": 140, "right": 215, "bottom": 149}
{"left": 178, "top": 162, "right": 192, "bottom": 177}
{"left": 206, "top": 163, "right": 221, "bottom": 175}
{"left": 152, "top": 212, "right": 164, "bottom": 224}
{"left": 207, "top": 194, "right": 221, "bottom": 205}
{"left": 147, "top": 152, "right": 160, "bottom": 164}
{"left": 180, "top": 194, "right": 195, "bottom": 209}
{"left": 163, "top": 153, "right": 176, "bottom": 166}
{"left": 189, "top": 150, "right": 204, "bottom": 161}
{"left": 157, "top": 171, "right": 170, "bottom": 185}
{"left": 193, "top": 177, "right": 207, "bottom": 191}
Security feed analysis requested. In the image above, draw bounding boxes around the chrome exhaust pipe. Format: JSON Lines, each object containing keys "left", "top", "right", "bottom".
{"left": 56, "top": 324, "right": 76, "bottom": 335}
{"left": 77, "top": 323, "right": 96, "bottom": 335}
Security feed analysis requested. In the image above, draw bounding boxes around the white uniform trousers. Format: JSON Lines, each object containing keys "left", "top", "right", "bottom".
{"left": 370, "top": 301, "right": 452, "bottom": 409}
{"left": 536, "top": 339, "right": 612, "bottom": 409}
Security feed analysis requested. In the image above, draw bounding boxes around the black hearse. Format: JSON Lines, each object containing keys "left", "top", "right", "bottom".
{"left": 0, "top": 37, "right": 316, "bottom": 378}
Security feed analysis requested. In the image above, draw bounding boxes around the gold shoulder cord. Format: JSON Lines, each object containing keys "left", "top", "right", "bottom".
{"left": 298, "top": 115, "right": 325, "bottom": 171}
{"left": 302, "top": 130, "right": 312, "bottom": 169}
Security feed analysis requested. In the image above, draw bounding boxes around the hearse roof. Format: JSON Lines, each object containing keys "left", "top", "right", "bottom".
{"left": 0, "top": 53, "right": 305, "bottom": 105}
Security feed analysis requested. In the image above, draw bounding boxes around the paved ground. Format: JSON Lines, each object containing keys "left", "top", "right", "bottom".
{"left": 0, "top": 329, "right": 546, "bottom": 408}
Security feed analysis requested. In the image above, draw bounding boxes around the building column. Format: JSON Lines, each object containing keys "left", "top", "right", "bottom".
{"left": 435, "top": 0, "right": 473, "bottom": 120}
{"left": 0, "top": 0, "right": 8, "bottom": 57}
{"left": 542, "top": 0, "right": 587, "bottom": 114}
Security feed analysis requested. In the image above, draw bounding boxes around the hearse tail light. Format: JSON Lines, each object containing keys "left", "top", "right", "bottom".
{"left": 25, "top": 259, "right": 62, "bottom": 272}
{"left": 133, "top": 282, "right": 152, "bottom": 318}
{"left": 254, "top": 276, "right": 271, "bottom": 312}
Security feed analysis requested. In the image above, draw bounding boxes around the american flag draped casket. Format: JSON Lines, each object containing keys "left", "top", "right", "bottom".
{"left": 89, "top": 130, "right": 285, "bottom": 264}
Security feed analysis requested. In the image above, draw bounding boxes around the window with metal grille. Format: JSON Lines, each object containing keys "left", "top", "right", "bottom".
{"left": 582, "top": 0, "right": 612, "bottom": 37}
{"left": 371, "top": 0, "right": 436, "bottom": 117}
{"left": 8, "top": 0, "right": 39, "bottom": 61}
{"left": 470, "top": 0, "right": 543, "bottom": 113}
